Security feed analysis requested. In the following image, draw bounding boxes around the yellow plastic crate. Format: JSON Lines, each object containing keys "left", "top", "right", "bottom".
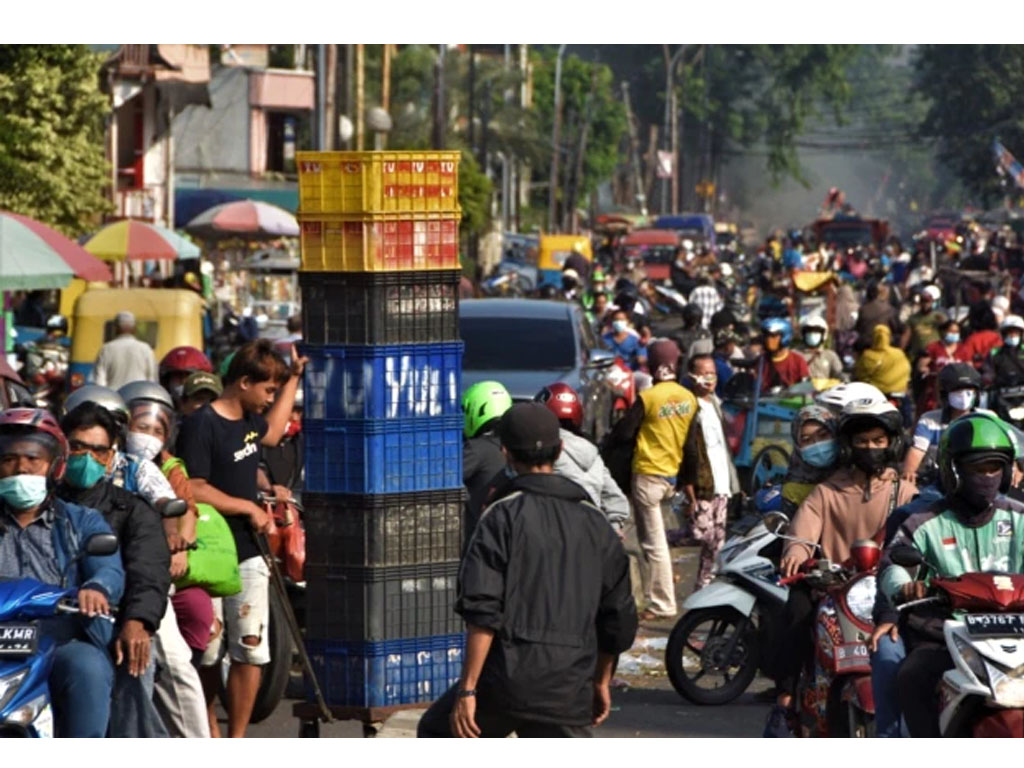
{"left": 299, "top": 212, "right": 461, "bottom": 272}
{"left": 297, "top": 151, "right": 461, "bottom": 215}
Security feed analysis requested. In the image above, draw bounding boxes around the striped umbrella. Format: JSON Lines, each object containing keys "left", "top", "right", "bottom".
{"left": 83, "top": 219, "right": 201, "bottom": 262}
{"left": 185, "top": 200, "right": 299, "bottom": 241}
{"left": 0, "top": 211, "right": 111, "bottom": 285}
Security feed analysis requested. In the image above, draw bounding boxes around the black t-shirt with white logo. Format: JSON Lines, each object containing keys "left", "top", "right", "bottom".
{"left": 177, "top": 404, "right": 268, "bottom": 563}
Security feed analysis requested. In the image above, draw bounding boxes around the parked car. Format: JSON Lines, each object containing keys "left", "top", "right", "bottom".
{"left": 459, "top": 298, "right": 614, "bottom": 441}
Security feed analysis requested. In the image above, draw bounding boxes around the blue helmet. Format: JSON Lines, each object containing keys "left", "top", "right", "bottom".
{"left": 760, "top": 317, "right": 793, "bottom": 347}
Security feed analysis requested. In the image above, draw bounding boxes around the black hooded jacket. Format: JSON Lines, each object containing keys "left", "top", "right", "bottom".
{"left": 457, "top": 473, "right": 637, "bottom": 725}
{"left": 58, "top": 481, "right": 170, "bottom": 632}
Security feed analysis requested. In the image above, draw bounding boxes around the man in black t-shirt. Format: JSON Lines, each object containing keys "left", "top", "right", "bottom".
{"left": 177, "top": 339, "right": 306, "bottom": 738}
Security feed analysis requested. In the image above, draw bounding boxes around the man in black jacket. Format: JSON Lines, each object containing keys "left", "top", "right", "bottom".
{"left": 418, "top": 403, "right": 637, "bottom": 738}
{"left": 58, "top": 402, "right": 171, "bottom": 737}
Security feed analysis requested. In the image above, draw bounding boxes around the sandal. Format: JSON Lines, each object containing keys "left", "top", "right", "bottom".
{"left": 638, "top": 608, "right": 673, "bottom": 623}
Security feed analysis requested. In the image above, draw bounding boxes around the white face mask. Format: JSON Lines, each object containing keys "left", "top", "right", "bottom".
{"left": 947, "top": 389, "right": 976, "bottom": 412}
{"left": 125, "top": 431, "right": 164, "bottom": 462}
{"left": 804, "top": 331, "right": 823, "bottom": 347}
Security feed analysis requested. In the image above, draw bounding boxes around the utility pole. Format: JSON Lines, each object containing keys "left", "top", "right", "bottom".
{"left": 621, "top": 81, "right": 647, "bottom": 217}
{"left": 467, "top": 46, "right": 476, "bottom": 156}
{"left": 661, "top": 45, "right": 686, "bottom": 215}
{"left": 344, "top": 45, "right": 354, "bottom": 149}
{"left": 381, "top": 44, "right": 392, "bottom": 149}
{"left": 315, "top": 45, "right": 326, "bottom": 150}
{"left": 433, "top": 45, "right": 446, "bottom": 150}
{"left": 548, "top": 44, "right": 567, "bottom": 233}
{"left": 355, "top": 44, "right": 365, "bottom": 150}
{"left": 325, "top": 45, "right": 337, "bottom": 149}
{"left": 567, "top": 71, "right": 597, "bottom": 233}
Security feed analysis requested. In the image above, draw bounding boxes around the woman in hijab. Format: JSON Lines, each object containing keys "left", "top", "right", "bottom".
{"left": 781, "top": 405, "right": 839, "bottom": 517}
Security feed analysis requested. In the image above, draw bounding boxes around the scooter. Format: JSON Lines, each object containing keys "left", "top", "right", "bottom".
{"left": 890, "top": 546, "right": 1024, "bottom": 737}
{"left": 0, "top": 532, "right": 118, "bottom": 737}
{"left": 992, "top": 385, "right": 1024, "bottom": 430}
{"left": 782, "top": 540, "right": 881, "bottom": 737}
{"left": 665, "top": 508, "right": 789, "bottom": 705}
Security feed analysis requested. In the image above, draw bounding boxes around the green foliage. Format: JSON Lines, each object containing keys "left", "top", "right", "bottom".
{"left": 0, "top": 45, "right": 111, "bottom": 234}
{"left": 457, "top": 151, "right": 493, "bottom": 238}
{"left": 915, "top": 45, "right": 1024, "bottom": 204}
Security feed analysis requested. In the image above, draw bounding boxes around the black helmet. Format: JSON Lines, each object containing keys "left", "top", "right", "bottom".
{"left": 614, "top": 277, "right": 637, "bottom": 296}
{"left": 45, "top": 314, "right": 68, "bottom": 335}
{"left": 938, "top": 363, "right": 981, "bottom": 396}
{"left": 682, "top": 303, "right": 704, "bottom": 326}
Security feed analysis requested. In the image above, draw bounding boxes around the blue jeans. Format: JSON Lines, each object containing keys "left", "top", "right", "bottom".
{"left": 108, "top": 642, "right": 169, "bottom": 738}
{"left": 870, "top": 633, "right": 906, "bottom": 738}
{"left": 50, "top": 640, "right": 115, "bottom": 738}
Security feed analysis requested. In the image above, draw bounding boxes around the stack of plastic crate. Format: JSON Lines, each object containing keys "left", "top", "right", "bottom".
{"left": 295, "top": 151, "right": 466, "bottom": 709}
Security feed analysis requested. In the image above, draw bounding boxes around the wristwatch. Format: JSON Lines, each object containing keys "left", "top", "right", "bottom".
{"left": 457, "top": 688, "right": 477, "bottom": 699}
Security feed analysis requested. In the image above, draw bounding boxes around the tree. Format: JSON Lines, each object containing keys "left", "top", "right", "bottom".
{"left": 916, "top": 45, "right": 1024, "bottom": 204}
{"left": 0, "top": 45, "right": 111, "bottom": 234}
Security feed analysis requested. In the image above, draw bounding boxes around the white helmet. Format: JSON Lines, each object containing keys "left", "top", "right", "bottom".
{"left": 922, "top": 285, "right": 941, "bottom": 303}
{"left": 720, "top": 263, "right": 734, "bottom": 278}
{"left": 681, "top": 238, "right": 694, "bottom": 253}
{"left": 1002, "top": 314, "right": 1024, "bottom": 333}
{"left": 800, "top": 315, "right": 828, "bottom": 333}
{"left": 815, "top": 382, "right": 887, "bottom": 414}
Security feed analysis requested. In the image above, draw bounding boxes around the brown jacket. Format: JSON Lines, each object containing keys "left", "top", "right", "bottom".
{"left": 783, "top": 466, "right": 917, "bottom": 565}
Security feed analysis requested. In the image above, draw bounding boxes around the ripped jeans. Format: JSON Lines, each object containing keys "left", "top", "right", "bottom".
{"left": 201, "top": 556, "right": 271, "bottom": 667}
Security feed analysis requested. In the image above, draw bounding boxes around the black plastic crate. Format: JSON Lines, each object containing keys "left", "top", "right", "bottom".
{"left": 300, "top": 270, "right": 460, "bottom": 345}
{"left": 304, "top": 489, "right": 464, "bottom": 568}
{"left": 304, "top": 561, "right": 462, "bottom": 641}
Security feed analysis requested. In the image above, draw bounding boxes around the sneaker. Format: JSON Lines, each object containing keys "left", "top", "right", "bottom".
{"left": 762, "top": 704, "right": 794, "bottom": 738}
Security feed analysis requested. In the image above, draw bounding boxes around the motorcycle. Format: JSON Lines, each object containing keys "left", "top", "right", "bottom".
{"left": 992, "top": 385, "right": 1024, "bottom": 430}
{"left": 782, "top": 539, "right": 881, "bottom": 737}
{"left": 890, "top": 546, "right": 1024, "bottom": 737}
{"left": 665, "top": 508, "right": 789, "bottom": 705}
{"left": 16, "top": 341, "right": 68, "bottom": 414}
{"left": 0, "top": 532, "right": 118, "bottom": 737}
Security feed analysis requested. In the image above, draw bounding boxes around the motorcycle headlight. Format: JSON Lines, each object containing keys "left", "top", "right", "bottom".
{"left": 844, "top": 575, "right": 877, "bottom": 624}
{"left": 953, "top": 634, "right": 990, "bottom": 685}
{"left": 0, "top": 668, "right": 28, "bottom": 713}
{"left": 4, "top": 694, "right": 50, "bottom": 733}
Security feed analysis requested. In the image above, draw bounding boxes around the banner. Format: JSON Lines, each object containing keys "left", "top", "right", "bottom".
{"left": 993, "top": 139, "right": 1024, "bottom": 189}
{"left": 655, "top": 150, "right": 674, "bottom": 179}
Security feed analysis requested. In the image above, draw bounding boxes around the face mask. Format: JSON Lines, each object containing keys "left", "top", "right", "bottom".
{"left": 692, "top": 374, "right": 717, "bottom": 390}
{"left": 64, "top": 453, "right": 110, "bottom": 490}
{"left": 801, "top": 439, "right": 838, "bottom": 468}
{"left": 1007, "top": 335, "right": 1022, "bottom": 348}
{"left": 126, "top": 431, "right": 164, "bottom": 462}
{"left": 957, "top": 469, "right": 1004, "bottom": 511}
{"left": 805, "top": 332, "right": 823, "bottom": 348}
{"left": 944, "top": 333, "right": 960, "bottom": 345}
{"left": 0, "top": 474, "right": 49, "bottom": 510}
{"left": 947, "top": 389, "right": 976, "bottom": 412}
{"left": 851, "top": 447, "right": 888, "bottom": 475}
{"left": 612, "top": 320, "right": 629, "bottom": 334}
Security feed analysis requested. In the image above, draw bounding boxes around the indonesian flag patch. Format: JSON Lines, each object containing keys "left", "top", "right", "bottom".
{"left": 942, "top": 536, "right": 957, "bottom": 551}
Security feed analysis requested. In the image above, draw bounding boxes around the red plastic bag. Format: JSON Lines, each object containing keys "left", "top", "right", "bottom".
{"left": 265, "top": 500, "right": 306, "bottom": 582}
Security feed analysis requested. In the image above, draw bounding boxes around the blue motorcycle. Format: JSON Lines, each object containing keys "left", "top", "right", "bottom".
{"left": 0, "top": 533, "right": 118, "bottom": 737}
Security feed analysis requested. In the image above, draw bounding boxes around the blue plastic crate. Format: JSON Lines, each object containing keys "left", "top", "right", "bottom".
{"left": 306, "top": 633, "right": 465, "bottom": 708}
{"left": 304, "top": 416, "right": 463, "bottom": 494}
{"left": 302, "top": 342, "right": 463, "bottom": 421}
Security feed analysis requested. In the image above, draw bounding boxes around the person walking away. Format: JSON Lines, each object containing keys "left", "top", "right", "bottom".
{"left": 764, "top": 399, "right": 916, "bottom": 736}
{"left": 461, "top": 381, "right": 513, "bottom": 538}
{"left": 758, "top": 318, "right": 810, "bottom": 394}
{"left": 672, "top": 304, "right": 711, "bottom": 371}
{"left": 854, "top": 324, "right": 912, "bottom": 425}
{"left": 916, "top": 318, "right": 962, "bottom": 413}
{"left": 176, "top": 340, "right": 306, "bottom": 738}
{"left": 687, "top": 274, "right": 723, "bottom": 330}
{"left": 780, "top": 405, "right": 839, "bottom": 518}
{"left": 0, "top": 408, "right": 125, "bottom": 737}
{"left": 91, "top": 311, "right": 158, "bottom": 390}
{"left": 680, "top": 355, "right": 739, "bottom": 590}
{"left": 900, "top": 285, "right": 946, "bottom": 359}
{"left": 854, "top": 282, "right": 898, "bottom": 347}
{"left": 879, "top": 413, "right": 1024, "bottom": 737}
{"left": 417, "top": 404, "right": 637, "bottom": 737}
{"left": 534, "top": 383, "right": 630, "bottom": 535}
{"left": 902, "top": 363, "right": 983, "bottom": 484}
{"left": 798, "top": 316, "right": 843, "bottom": 384}
{"left": 602, "top": 309, "right": 647, "bottom": 372}
{"left": 956, "top": 301, "right": 1002, "bottom": 370}
{"left": 57, "top": 402, "right": 172, "bottom": 737}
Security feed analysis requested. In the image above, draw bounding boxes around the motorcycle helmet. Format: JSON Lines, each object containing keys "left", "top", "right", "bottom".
{"left": 938, "top": 362, "right": 981, "bottom": 397}
{"left": 921, "top": 284, "right": 941, "bottom": 304}
{"left": 837, "top": 398, "right": 904, "bottom": 467}
{"left": 815, "top": 382, "right": 887, "bottom": 414}
{"left": 45, "top": 314, "right": 68, "bottom": 336}
{"left": 62, "top": 385, "right": 129, "bottom": 425}
{"left": 760, "top": 317, "right": 792, "bottom": 347}
{"left": 681, "top": 303, "right": 704, "bottom": 327}
{"left": 535, "top": 383, "right": 584, "bottom": 433}
{"left": 1001, "top": 314, "right": 1024, "bottom": 335}
{"left": 939, "top": 412, "right": 1016, "bottom": 496}
{"left": 0, "top": 407, "right": 68, "bottom": 483}
{"left": 462, "top": 380, "right": 513, "bottom": 439}
{"left": 119, "top": 381, "right": 176, "bottom": 447}
{"left": 159, "top": 346, "right": 213, "bottom": 380}
{"left": 614, "top": 277, "right": 637, "bottom": 297}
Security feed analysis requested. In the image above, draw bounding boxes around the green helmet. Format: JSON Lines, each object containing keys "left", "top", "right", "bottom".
{"left": 462, "top": 381, "right": 513, "bottom": 438}
{"left": 939, "top": 412, "right": 1017, "bottom": 495}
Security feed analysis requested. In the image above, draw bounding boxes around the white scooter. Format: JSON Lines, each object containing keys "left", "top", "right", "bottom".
{"left": 665, "top": 501, "right": 790, "bottom": 705}
{"left": 891, "top": 546, "right": 1024, "bottom": 737}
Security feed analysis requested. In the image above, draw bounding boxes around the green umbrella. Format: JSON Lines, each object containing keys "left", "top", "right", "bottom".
{"left": 0, "top": 213, "right": 74, "bottom": 290}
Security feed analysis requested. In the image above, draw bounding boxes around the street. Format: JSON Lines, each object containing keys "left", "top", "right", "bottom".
{"left": 245, "top": 546, "right": 772, "bottom": 738}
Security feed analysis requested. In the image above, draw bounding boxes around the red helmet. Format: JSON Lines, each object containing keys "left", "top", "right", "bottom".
{"left": 534, "top": 383, "right": 584, "bottom": 432}
{"left": 159, "top": 346, "right": 213, "bottom": 379}
{"left": 0, "top": 408, "right": 69, "bottom": 482}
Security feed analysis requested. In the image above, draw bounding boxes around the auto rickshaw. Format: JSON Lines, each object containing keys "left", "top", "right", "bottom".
{"left": 69, "top": 288, "right": 206, "bottom": 390}
{"left": 537, "top": 234, "right": 592, "bottom": 288}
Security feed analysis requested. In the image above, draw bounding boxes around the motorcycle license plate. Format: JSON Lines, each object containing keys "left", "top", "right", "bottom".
{"left": 964, "top": 614, "right": 1024, "bottom": 637}
{"left": 0, "top": 622, "right": 38, "bottom": 655}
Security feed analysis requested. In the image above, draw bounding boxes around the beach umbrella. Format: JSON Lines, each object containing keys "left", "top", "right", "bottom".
{"left": 83, "top": 219, "right": 201, "bottom": 262}
{"left": 0, "top": 211, "right": 111, "bottom": 284}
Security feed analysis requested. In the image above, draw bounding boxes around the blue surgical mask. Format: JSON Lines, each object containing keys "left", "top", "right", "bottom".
{"left": 805, "top": 332, "right": 823, "bottom": 348}
{"left": 945, "top": 333, "right": 960, "bottom": 345}
{"left": 612, "top": 319, "right": 629, "bottom": 334}
{"left": 0, "top": 474, "right": 50, "bottom": 510}
{"left": 800, "top": 439, "right": 838, "bottom": 469}
{"left": 1007, "top": 335, "right": 1022, "bottom": 348}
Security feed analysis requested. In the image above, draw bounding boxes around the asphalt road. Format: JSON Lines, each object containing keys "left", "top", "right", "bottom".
{"left": 243, "top": 546, "right": 772, "bottom": 739}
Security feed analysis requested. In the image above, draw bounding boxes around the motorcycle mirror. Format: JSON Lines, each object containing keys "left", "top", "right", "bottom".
{"left": 762, "top": 511, "right": 790, "bottom": 535}
{"left": 889, "top": 545, "right": 924, "bottom": 569}
{"left": 84, "top": 533, "right": 119, "bottom": 557}
{"left": 157, "top": 498, "right": 188, "bottom": 519}
{"left": 586, "top": 350, "right": 618, "bottom": 370}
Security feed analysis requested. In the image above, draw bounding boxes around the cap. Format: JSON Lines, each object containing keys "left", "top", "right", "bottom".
{"left": 115, "top": 310, "right": 135, "bottom": 326}
{"left": 183, "top": 371, "right": 223, "bottom": 398}
{"left": 499, "top": 403, "right": 561, "bottom": 453}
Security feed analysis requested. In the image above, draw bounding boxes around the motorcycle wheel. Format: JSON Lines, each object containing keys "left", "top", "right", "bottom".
{"left": 748, "top": 445, "right": 789, "bottom": 496}
{"left": 826, "top": 683, "right": 875, "bottom": 738}
{"left": 665, "top": 606, "right": 759, "bottom": 705}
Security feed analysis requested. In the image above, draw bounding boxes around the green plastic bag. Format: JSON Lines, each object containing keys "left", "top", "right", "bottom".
{"left": 162, "top": 457, "right": 241, "bottom": 598}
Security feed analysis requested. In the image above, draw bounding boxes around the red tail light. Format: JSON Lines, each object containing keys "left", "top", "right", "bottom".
{"left": 851, "top": 539, "right": 881, "bottom": 572}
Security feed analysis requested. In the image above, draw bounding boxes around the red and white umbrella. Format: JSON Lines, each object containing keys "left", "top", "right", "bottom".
{"left": 184, "top": 200, "right": 298, "bottom": 241}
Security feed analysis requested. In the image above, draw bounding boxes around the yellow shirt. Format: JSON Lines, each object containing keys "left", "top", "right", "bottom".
{"left": 631, "top": 381, "right": 698, "bottom": 477}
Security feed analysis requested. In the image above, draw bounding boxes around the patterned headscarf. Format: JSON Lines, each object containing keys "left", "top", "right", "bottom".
{"left": 785, "top": 404, "right": 839, "bottom": 485}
